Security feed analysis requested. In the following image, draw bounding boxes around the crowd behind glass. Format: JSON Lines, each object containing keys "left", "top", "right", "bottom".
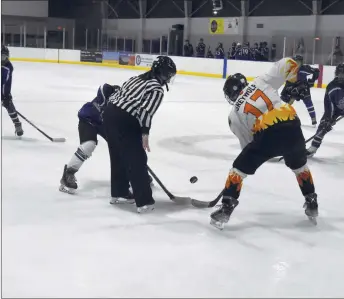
{"left": 184, "top": 38, "right": 343, "bottom": 65}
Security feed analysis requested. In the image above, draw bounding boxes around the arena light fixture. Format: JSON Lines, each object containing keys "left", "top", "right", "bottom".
{"left": 212, "top": 0, "right": 223, "bottom": 14}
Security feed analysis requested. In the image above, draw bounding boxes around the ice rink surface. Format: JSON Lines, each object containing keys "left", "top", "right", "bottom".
{"left": 2, "top": 62, "right": 344, "bottom": 298}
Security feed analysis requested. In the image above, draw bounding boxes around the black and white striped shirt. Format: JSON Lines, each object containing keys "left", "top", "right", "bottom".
{"left": 109, "top": 76, "right": 164, "bottom": 134}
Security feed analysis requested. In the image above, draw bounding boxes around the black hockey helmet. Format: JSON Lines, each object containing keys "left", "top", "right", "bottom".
{"left": 335, "top": 63, "right": 344, "bottom": 81}
{"left": 151, "top": 56, "right": 176, "bottom": 86}
{"left": 293, "top": 54, "right": 304, "bottom": 66}
{"left": 223, "top": 73, "right": 248, "bottom": 105}
{"left": 1, "top": 45, "right": 9, "bottom": 65}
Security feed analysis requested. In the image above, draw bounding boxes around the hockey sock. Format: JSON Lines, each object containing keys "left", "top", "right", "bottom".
{"left": 67, "top": 140, "right": 96, "bottom": 171}
{"left": 7, "top": 101, "right": 20, "bottom": 124}
{"left": 223, "top": 168, "right": 247, "bottom": 201}
{"left": 303, "top": 97, "right": 316, "bottom": 121}
{"left": 293, "top": 164, "right": 315, "bottom": 196}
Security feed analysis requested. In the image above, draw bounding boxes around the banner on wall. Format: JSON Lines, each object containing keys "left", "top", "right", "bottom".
{"left": 118, "top": 52, "right": 135, "bottom": 66}
{"left": 209, "top": 18, "right": 239, "bottom": 35}
{"left": 80, "top": 50, "right": 103, "bottom": 63}
{"left": 102, "top": 51, "right": 119, "bottom": 64}
{"left": 135, "top": 54, "right": 157, "bottom": 67}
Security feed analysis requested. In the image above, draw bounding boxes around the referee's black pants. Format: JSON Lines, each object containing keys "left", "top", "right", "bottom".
{"left": 103, "top": 104, "right": 154, "bottom": 208}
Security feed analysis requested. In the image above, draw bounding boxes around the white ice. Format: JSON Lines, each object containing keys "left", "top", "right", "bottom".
{"left": 2, "top": 62, "right": 344, "bottom": 298}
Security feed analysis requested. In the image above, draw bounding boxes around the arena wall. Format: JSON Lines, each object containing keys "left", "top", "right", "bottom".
{"left": 8, "top": 47, "right": 333, "bottom": 88}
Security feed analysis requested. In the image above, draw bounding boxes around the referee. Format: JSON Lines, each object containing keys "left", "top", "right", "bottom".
{"left": 103, "top": 56, "right": 177, "bottom": 213}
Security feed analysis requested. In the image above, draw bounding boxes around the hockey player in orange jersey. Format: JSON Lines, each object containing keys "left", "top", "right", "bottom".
{"left": 210, "top": 58, "right": 318, "bottom": 230}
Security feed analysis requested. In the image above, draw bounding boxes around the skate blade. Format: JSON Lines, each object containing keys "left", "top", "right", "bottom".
{"left": 137, "top": 205, "right": 155, "bottom": 214}
{"left": 210, "top": 218, "right": 225, "bottom": 230}
{"left": 110, "top": 198, "right": 135, "bottom": 205}
{"left": 308, "top": 216, "right": 317, "bottom": 225}
{"left": 59, "top": 184, "right": 76, "bottom": 195}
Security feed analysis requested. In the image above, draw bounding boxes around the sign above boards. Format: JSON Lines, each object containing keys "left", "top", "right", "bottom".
{"left": 135, "top": 54, "right": 157, "bottom": 67}
{"left": 80, "top": 50, "right": 103, "bottom": 63}
{"left": 209, "top": 18, "right": 239, "bottom": 35}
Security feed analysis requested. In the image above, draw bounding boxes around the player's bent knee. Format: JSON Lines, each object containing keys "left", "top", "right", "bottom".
{"left": 290, "top": 162, "right": 309, "bottom": 175}
{"left": 285, "top": 154, "right": 307, "bottom": 171}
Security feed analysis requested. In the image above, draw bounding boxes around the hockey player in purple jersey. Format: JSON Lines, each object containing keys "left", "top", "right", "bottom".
{"left": 1, "top": 45, "right": 24, "bottom": 136}
{"left": 307, "top": 63, "right": 344, "bottom": 157}
{"left": 59, "top": 83, "right": 120, "bottom": 194}
{"left": 281, "top": 55, "right": 320, "bottom": 126}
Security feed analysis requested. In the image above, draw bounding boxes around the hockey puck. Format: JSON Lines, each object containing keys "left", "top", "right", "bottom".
{"left": 190, "top": 176, "right": 198, "bottom": 184}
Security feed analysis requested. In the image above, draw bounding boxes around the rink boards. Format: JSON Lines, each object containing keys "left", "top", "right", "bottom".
{"left": 8, "top": 46, "right": 334, "bottom": 88}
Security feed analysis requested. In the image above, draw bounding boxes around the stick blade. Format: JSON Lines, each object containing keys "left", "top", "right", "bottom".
{"left": 191, "top": 199, "right": 211, "bottom": 208}
{"left": 52, "top": 138, "right": 66, "bottom": 142}
{"left": 170, "top": 196, "right": 192, "bottom": 205}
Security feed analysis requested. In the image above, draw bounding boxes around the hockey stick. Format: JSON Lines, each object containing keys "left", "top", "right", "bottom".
{"left": 17, "top": 111, "right": 66, "bottom": 142}
{"left": 191, "top": 189, "right": 224, "bottom": 208}
{"left": 278, "top": 115, "right": 344, "bottom": 162}
{"left": 147, "top": 165, "right": 193, "bottom": 205}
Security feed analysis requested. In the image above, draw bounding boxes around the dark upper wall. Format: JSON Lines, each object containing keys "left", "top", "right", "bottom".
{"left": 249, "top": 0, "right": 313, "bottom": 16}
{"left": 322, "top": 0, "right": 344, "bottom": 15}
{"left": 48, "top": 0, "right": 344, "bottom": 19}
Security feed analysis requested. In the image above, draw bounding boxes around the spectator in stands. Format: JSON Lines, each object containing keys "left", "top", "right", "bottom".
{"left": 206, "top": 47, "right": 214, "bottom": 58}
{"left": 235, "top": 42, "right": 252, "bottom": 61}
{"left": 184, "top": 40, "right": 194, "bottom": 57}
{"left": 228, "top": 42, "right": 237, "bottom": 59}
{"left": 251, "top": 43, "right": 260, "bottom": 61}
{"left": 332, "top": 45, "right": 343, "bottom": 66}
{"left": 271, "top": 43, "right": 277, "bottom": 61}
{"left": 233, "top": 43, "right": 241, "bottom": 59}
{"left": 215, "top": 42, "right": 225, "bottom": 59}
{"left": 196, "top": 38, "right": 206, "bottom": 57}
{"left": 296, "top": 38, "right": 305, "bottom": 56}
{"left": 260, "top": 41, "right": 269, "bottom": 61}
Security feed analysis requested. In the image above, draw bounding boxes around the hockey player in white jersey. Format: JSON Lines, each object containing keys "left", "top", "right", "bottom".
{"left": 210, "top": 58, "right": 319, "bottom": 229}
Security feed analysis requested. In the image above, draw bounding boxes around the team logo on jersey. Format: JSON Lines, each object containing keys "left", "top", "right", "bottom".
{"left": 252, "top": 104, "right": 297, "bottom": 133}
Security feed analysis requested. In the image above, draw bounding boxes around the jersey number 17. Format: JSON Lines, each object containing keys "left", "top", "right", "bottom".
{"left": 243, "top": 89, "right": 273, "bottom": 118}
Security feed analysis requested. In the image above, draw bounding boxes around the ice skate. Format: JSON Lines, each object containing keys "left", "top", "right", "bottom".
{"left": 110, "top": 191, "right": 135, "bottom": 204}
{"left": 306, "top": 146, "right": 317, "bottom": 158}
{"left": 137, "top": 202, "right": 155, "bottom": 214}
{"left": 14, "top": 122, "right": 23, "bottom": 136}
{"left": 210, "top": 197, "right": 239, "bottom": 230}
{"left": 311, "top": 118, "right": 317, "bottom": 127}
{"left": 59, "top": 165, "right": 78, "bottom": 194}
{"left": 303, "top": 193, "right": 318, "bottom": 225}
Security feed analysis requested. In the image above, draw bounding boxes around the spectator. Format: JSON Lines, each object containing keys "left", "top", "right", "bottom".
{"left": 271, "top": 43, "right": 277, "bottom": 61}
{"left": 215, "top": 42, "right": 225, "bottom": 59}
{"left": 332, "top": 45, "right": 343, "bottom": 66}
{"left": 228, "top": 42, "right": 237, "bottom": 59}
{"left": 235, "top": 42, "right": 252, "bottom": 60}
{"left": 260, "top": 41, "right": 269, "bottom": 61}
{"left": 296, "top": 38, "right": 305, "bottom": 56}
{"left": 196, "top": 38, "right": 206, "bottom": 57}
{"left": 252, "top": 43, "right": 260, "bottom": 61}
{"left": 184, "top": 40, "right": 194, "bottom": 57}
{"left": 206, "top": 47, "right": 214, "bottom": 58}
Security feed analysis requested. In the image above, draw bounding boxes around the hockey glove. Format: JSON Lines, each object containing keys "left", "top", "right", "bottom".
{"left": 320, "top": 119, "right": 333, "bottom": 133}
{"left": 307, "top": 79, "right": 315, "bottom": 88}
{"left": 1, "top": 94, "right": 12, "bottom": 109}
